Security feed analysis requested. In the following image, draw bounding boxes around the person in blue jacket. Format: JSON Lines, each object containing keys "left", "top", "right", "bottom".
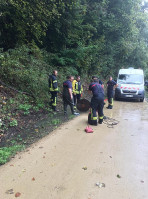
{"left": 63, "top": 76, "right": 79, "bottom": 116}
{"left": 89, "top": 76, "right": 105, "bottom": 125}
{"left": 106, "top": 76, "right": 117, "bottom": 109}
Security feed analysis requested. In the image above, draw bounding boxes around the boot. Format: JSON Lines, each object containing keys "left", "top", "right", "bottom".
{"left": 99, "top": 119, "right": 103, "bottom": 124}
{"left": 52, "top": 106, "right": 59, "bottom": 112}
{"left": 73, "top": 112, "right": 80, "bottom": 116}
{"left": 64, "top": 111, "right": 67, "bottom": 116}
{"left": 103, "top": 115, "right": 107, "bottom": 119}
{"left": 107, "top": 105, "right": 112, "bottom": 109}
{"left": 74, "top": 105, "right": 76, "bottom": 111}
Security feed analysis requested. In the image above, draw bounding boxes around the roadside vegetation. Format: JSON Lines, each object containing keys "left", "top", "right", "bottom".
{"left": 0, "top": 0, "right": 148, "bottom": 164}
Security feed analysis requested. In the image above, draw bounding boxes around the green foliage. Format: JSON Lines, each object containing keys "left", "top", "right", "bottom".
{"left": 0, "top": 0, "right": 75, "bottom": 50}
{"left": 19, "top": 104, "right": 32, "bottom": 111}
{"left": 0, "top": 45, "right": 50, "bottom": 102}
{"left": 51, "top": 119, "right": 60, "bottom": 125}
{"left": 0, "top": 120, "right": 2, "bottom": 128}
{"left": 0, "top": 145, "right": 24, "bottom": 165}
{"left": 0, "top": 0, "right": 148, "bottom": 98}
{"left": 32, "top": 106, "right": 39, "bottom": 112}
{"left": 9, "top": 119, "right": 18, "bottom": 127}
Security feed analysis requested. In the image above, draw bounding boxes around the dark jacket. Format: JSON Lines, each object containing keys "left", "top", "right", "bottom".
{"left": 49, "top": 74, "right": 58, "bottom": 92}
{"left": 89, "top": 82, "right": 104, "bottom": 99}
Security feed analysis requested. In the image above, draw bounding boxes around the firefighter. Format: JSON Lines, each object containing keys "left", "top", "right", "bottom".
{"left": 89, "top": 76, "right": 105, "bottom": 125}
{"left": 92, "top": 75, "right": 104, "bottom": 86}
{"left": 106, "top": 76, "right": 117, "bottom": 109}
{"left": 63, "top": 76, "right": 80, "bottom": 116}
{"left": 72, "top": 75, "right": 83, "bottom": 110}
{"left": 48, "top": 70, "right": 59, "bottom": 112}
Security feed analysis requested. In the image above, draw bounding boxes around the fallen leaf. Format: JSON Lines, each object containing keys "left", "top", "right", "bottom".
{"left": 32, "top": 177, "right": 35, "bottom": 181}
{"left": 5, "top": 189, "right": 14, "bottom": 194}
{"left": 96, "top": 182, "right": 106, "bottom": 188}
{"left": 117, "top": 174, "right": 121, "bottom": 178}
{"left": 10, "top": 164, "right": 14, "bottom": 167}
{"left": 2, "top": 101, "right": 6, "bottom": 105}
{"left": 15, "top": 192, "right": 21, "bottom": 197}
{"left": 82, "top": 166, "right": 87, "bottom": 170}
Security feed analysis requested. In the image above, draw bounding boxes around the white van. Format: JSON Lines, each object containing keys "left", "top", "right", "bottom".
{"left": 115, "top": 68, "right": 145, "bottom": 102}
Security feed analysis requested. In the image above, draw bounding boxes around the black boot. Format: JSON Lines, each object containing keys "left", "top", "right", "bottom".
{"left": 52, "top": 106, "right": 59, "bottom": 112}
{"left": 99, "top": 119, "right": 103, "bottom": 124}
{"left": 107, "top": 105, "right": 112, "bottom": 109}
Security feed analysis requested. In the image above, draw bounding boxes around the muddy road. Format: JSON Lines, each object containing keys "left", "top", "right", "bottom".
{"left": 0, "top": 100, "right": 148, "bottom": 199}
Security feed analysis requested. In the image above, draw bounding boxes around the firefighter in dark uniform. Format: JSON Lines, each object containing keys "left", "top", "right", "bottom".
{"left": 89, "top": 76, "right": 105, "bottom": 125}
{"left": 63, "top": 76, "right": 79, "bottom": 116}
{"left": 92, "top": 76, "right": 104, "bottom": 86}
{"left": 72, "top": 76, "right": 83, "bottom": 110}
{"left": 107, "top": 76, "right": 117, "bottom": 109}
{"left": 48, "top": 70, "right": 59, "bottom": 111}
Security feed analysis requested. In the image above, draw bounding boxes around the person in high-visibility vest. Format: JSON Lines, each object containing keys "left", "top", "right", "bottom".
{"left": 48, "top": 70, "right": 59, "bottom": 112}
{"left": 72, "top": 76, "right": 83, "bottom": 110}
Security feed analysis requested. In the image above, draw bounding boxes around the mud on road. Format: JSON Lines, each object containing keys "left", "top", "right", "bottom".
{"left": 0, "top": 100, "right": 148, "bottom": 199}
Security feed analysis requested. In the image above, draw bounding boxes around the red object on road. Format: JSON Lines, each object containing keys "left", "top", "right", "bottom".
{"left": 85, "top": 126, "right": 94, "bottom": 133}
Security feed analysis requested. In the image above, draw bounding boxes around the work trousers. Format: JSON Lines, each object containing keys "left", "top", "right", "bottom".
{"left": 73, "top": 94, "right": 81, "bottom": 109}
{"left": 50, "top": 91, "right": 57, "bottom": 111}
{"left": 107, "top": 91, "right": 114, "bottom": 106}
{"left": 90, "top": 97, "right": 104, "bottom": 125}
{"left": 63, "top": 96, "right": 74, "bottom": 114}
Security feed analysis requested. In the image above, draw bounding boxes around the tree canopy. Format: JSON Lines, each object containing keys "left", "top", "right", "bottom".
{"left": 0, "top": 0, "right": 148, "bottom": 98}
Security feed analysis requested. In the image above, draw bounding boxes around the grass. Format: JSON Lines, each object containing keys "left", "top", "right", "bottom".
{"left": 0, "top": 145, "right": 25, "bottom": 165}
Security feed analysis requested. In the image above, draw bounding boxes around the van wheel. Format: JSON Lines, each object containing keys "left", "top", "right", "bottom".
{"left": 140, "top": 98, "right": 144, "bottom": 102}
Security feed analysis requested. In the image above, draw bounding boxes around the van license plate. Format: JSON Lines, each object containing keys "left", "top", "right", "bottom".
{"left": 126, "top": 95, "right": 133, "bottom": 97}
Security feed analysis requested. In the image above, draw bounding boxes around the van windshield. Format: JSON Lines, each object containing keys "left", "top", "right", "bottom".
{"left": 118, "top": 74, "right": 143, "bottom": 84}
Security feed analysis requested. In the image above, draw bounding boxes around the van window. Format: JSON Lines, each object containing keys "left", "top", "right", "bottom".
{"left": 118, "top": 74, "right": 143, "bottom": 84}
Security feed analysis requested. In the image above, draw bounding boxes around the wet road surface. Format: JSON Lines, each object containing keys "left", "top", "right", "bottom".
{"left": 0, "top": 100, "right": 148, "bottom": 199}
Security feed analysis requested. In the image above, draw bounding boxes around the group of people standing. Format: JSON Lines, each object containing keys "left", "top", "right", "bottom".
{"left": 48, "top": 70, "right": 117, "bottom": 125}
{"left": 48, "top": 71, "right": 82, "bottom": 115}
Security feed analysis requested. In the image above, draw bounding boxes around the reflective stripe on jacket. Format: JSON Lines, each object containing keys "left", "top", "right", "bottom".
{"left": 73, "top": 80, "right": 83, "bottom": 94}
{"left": 49, "top": 75, "right": 58, "bottom": 92}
